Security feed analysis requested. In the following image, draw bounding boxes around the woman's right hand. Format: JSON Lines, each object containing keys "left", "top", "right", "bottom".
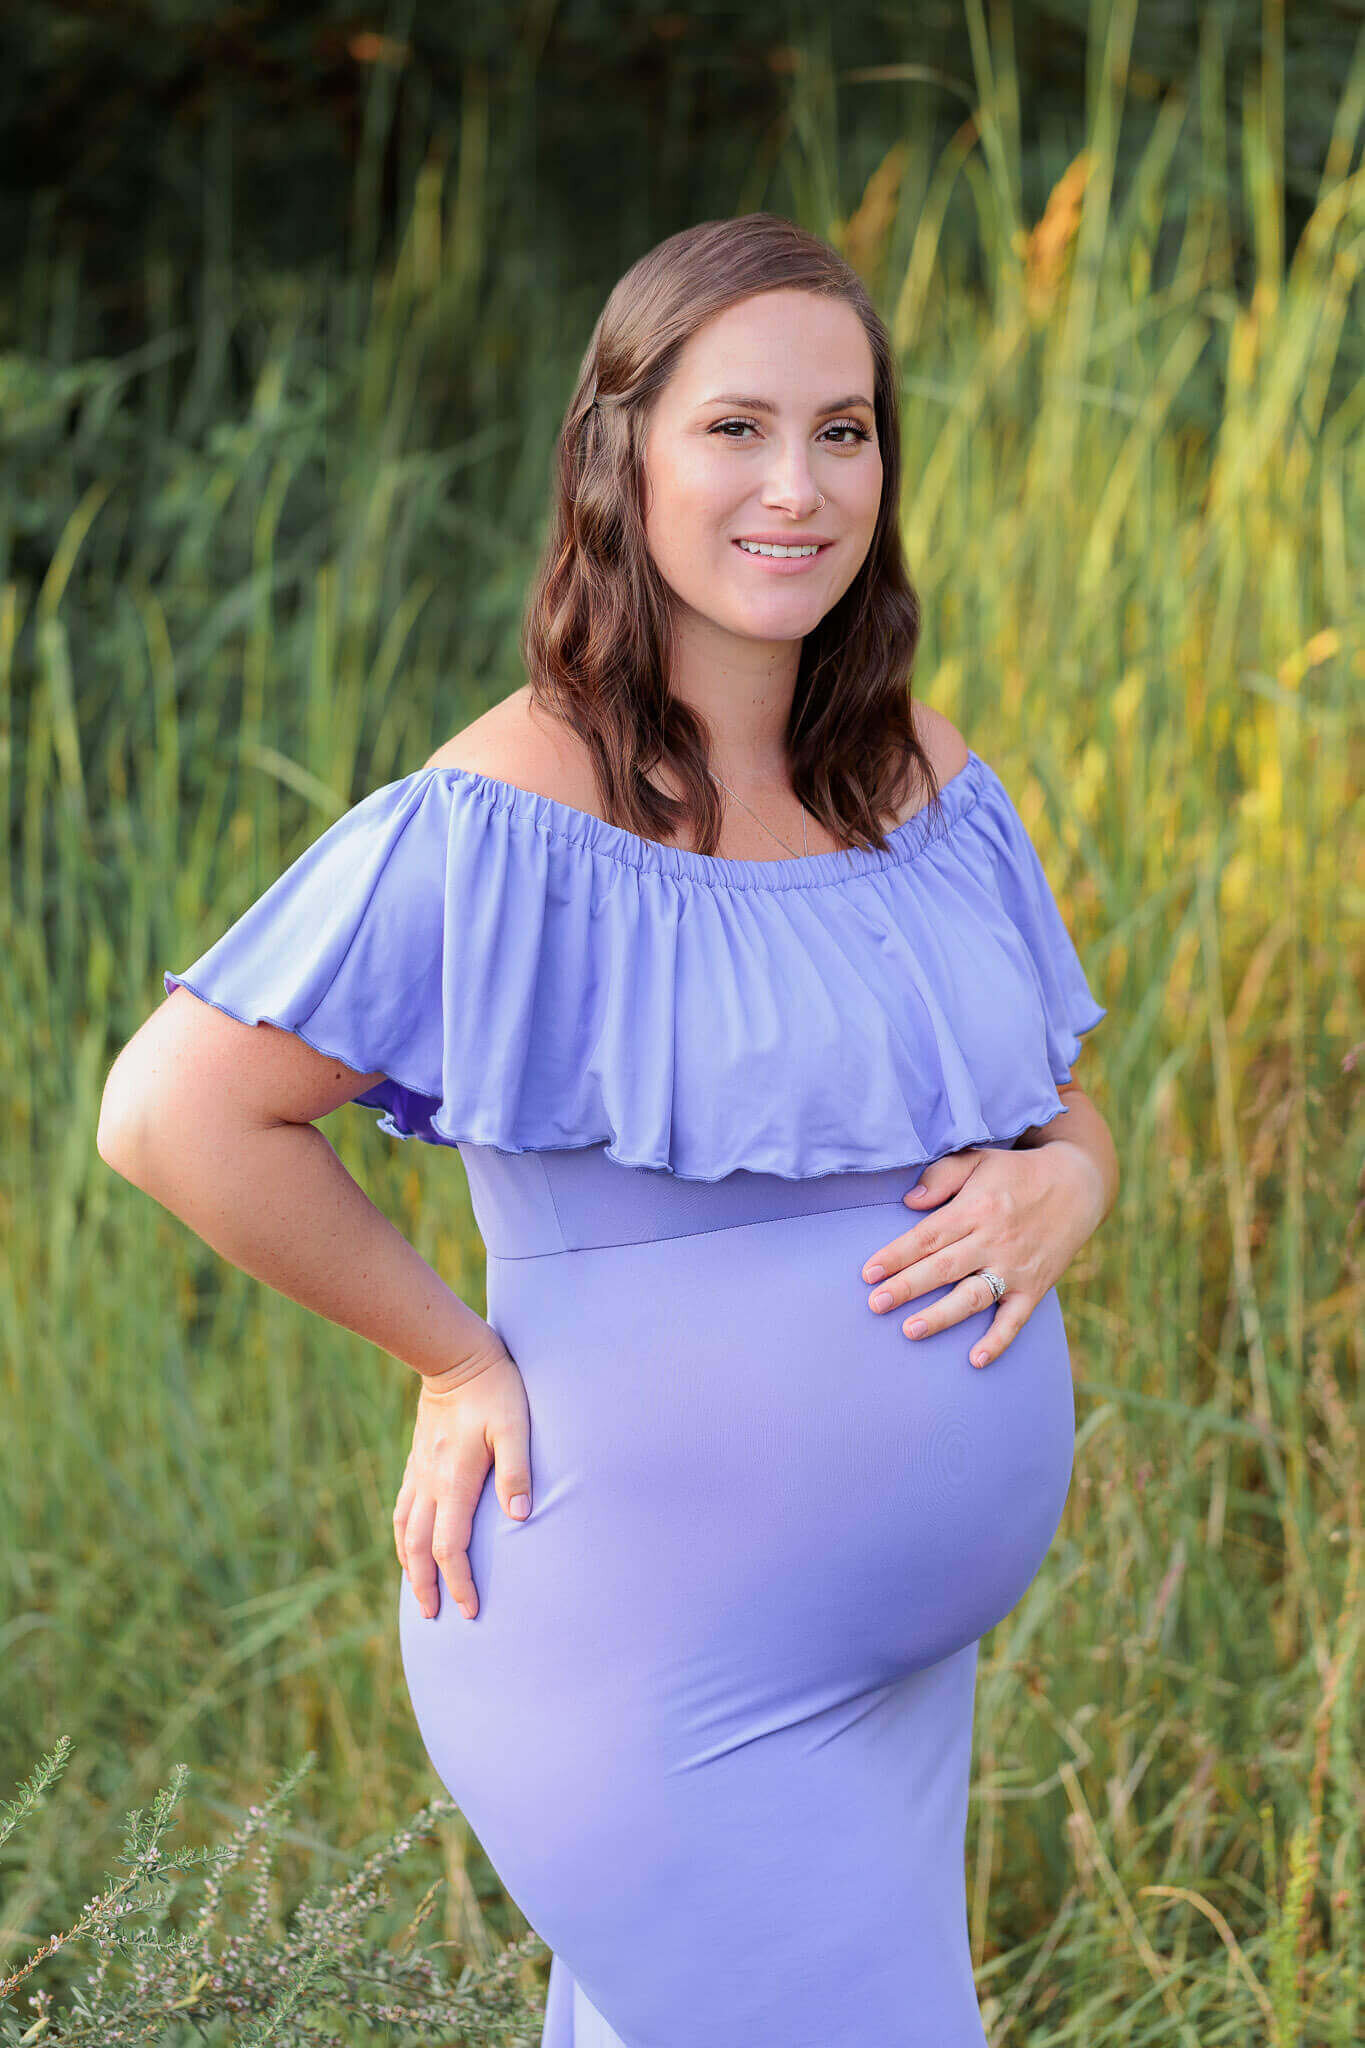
{"left": 393, "top": 1336, "right": 533, "bottom": 1622}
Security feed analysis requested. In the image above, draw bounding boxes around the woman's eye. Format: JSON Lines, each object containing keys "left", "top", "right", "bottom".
{"left": 710, "top": 418, "right": 871, "bottom": 445}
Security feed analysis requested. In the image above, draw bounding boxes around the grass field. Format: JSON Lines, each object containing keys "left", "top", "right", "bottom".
{"left": 2, "top": 8, "right": 1361, "bottom": 2042}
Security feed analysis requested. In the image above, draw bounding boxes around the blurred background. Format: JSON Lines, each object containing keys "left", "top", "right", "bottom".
{"left": 2, "top": 2, "right": 1361, "bottom": 2042}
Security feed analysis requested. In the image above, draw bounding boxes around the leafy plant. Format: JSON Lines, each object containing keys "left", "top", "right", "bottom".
{"left": 0, "top": 1739, "right": 547, "bottom": 2047}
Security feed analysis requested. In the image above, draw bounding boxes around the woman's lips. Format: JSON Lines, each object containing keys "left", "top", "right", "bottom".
{"left": 731, "top": 540, "right": 833, "bottom": 575}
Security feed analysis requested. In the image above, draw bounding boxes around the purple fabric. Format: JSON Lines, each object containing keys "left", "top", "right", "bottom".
{"left": 163, "top": 750, "right": 1106, "bottom": 1182}
{"left": 163, "top": 749, "right": 1106, "bottom": 2045}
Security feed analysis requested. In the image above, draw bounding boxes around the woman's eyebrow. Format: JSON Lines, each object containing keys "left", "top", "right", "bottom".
{"left": 698, "top": 393, "right": 875, "bottom": 415}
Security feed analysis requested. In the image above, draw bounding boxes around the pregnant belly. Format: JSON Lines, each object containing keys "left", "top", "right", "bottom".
{"left": 397, "top": 1195, "right": 1075, "bottom": 2021}
{"left": 408, "top": 1200, "right": 1075, "bottom": 1721}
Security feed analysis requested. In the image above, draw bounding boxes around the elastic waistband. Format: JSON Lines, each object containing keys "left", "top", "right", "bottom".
{"left": 459, "top": 1139, "right": 924, "bottom": 1258}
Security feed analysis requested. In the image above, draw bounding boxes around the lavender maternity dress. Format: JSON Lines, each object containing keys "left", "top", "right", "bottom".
{"left": 164, "top": 747, "right": 1106, "bottom": 2048}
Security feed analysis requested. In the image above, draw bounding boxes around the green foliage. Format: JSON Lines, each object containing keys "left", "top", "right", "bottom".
{"left": 2, "top": 0, "right": 1359, "bottom": 320}
{"left": 0, "top": 1741, "right": 546, "bottom": 2045}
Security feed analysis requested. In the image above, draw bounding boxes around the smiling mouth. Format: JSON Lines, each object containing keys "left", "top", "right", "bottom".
{"left": 731, "top": 540, "right": 833, "bottom": 559}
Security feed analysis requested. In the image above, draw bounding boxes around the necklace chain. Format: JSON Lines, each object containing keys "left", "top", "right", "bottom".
{"left": 708, "top": 772, "right": 810, "bottom": 859}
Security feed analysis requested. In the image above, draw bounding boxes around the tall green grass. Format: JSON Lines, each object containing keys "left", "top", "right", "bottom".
{"left": 3, "top": 2, "right": 1361, "bottom": 2039}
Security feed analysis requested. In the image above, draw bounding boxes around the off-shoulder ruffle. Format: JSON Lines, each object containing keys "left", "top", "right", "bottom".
{"left": 163, "top": 750, "right": 1107, "bottom": 1184}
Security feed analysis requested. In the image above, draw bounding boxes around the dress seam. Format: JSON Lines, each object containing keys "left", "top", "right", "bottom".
{"left": 421, "top": 761, "right": 988, "bottom": 892}
{"left": 486, "top": 1190, "right": 908, "bottom": 1257}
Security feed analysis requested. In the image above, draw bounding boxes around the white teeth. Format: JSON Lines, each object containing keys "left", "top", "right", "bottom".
{"left": 736, "top": 540, "right": 822, "bottom": 557}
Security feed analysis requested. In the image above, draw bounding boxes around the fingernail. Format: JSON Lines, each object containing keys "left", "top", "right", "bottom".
{"left": 904, "top": 1184, "right": 927, "bottom": 1202}
{"left": 906, "top": 1319, "right": 927, "bottom": 1338}
{"left": 971, "top": 1349, "right": 988, "bottom": 1368}
{"left": 863, "top": 1264, "right": 885, "bottom": 1283}
{"left": 509, "top": 1493, "right": 531, "bottom": 1519}
{"left": 870, "top": 1288, "right": 893, "bottom": 1311}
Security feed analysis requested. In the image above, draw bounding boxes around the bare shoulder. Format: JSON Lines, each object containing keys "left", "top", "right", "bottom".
{"left": 912, "top": 701, "right": 970, "bottom": 787}
{"left": 422, "top": 685, "right": 600, "bottom": 807}
{"left": 422, "top": 687, "right": 970, "bottom": 829}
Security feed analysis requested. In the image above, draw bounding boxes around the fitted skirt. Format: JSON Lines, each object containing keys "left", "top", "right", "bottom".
{"left": 398, "top": 1143, "right": 1076, "bottom": 2048}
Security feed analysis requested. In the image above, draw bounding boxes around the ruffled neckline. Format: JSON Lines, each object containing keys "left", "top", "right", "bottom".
{"left": 164, "top": 745, "right": 1108, "bottom": 1183}
{"left": 421, "top": 749, "right": 987, "bottom": 893}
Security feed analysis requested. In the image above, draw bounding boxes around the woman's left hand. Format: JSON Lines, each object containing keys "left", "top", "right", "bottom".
{"left": 860, "top": 1140, "right": 1108, "bottom": 1368}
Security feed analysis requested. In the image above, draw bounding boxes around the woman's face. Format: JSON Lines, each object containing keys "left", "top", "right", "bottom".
{"left": 640, "top": 289, "right": 883, "bottom": 648}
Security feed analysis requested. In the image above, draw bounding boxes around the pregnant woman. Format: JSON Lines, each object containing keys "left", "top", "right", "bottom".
{"left": 99, "top": 213, "right": 1116, "bottom": 2047}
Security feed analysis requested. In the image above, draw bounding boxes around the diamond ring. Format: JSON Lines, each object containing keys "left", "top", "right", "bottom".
{"left": 978, "top": 1269, "right": 1007, "bottom": 1304}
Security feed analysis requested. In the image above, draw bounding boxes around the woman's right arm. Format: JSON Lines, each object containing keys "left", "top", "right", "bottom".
{"left": 97, "top": 986, "right": 531, "bottom": 1619}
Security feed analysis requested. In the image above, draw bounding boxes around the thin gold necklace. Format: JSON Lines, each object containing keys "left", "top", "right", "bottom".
{"left": 708, "top": 772, "right": 810, "bottom": 859}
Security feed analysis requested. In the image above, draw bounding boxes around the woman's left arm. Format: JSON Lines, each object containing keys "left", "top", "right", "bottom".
{"left": 859, "top": 1078, "right": 1119, "bottom": 1368}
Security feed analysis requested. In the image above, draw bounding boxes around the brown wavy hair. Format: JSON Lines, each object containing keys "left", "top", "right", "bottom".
{"left": 519, "top": 211, "right": 938, "bottom": 857}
